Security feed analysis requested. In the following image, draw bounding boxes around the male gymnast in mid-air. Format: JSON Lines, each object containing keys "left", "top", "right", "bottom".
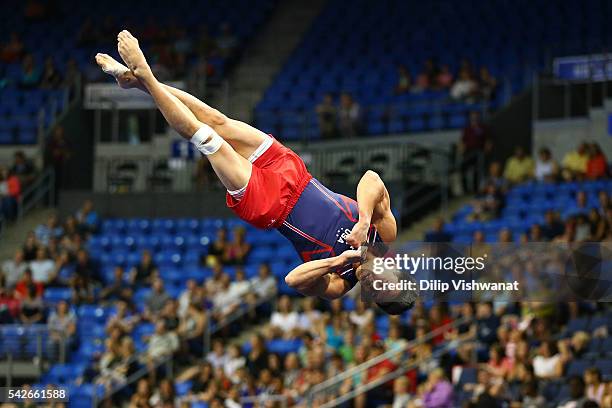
{"left": 95, "top": 30, "right": 415, "bottom": 314}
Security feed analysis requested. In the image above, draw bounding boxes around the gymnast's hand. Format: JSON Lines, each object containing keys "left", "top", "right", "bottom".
{"left": 346, "top": 220, "right": 369, "bottom": 248}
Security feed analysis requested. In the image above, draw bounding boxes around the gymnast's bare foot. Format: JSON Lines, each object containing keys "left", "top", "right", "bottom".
{"left": 117, "top": 30, "right": 154, "bottom": 84}
{"left": 95, "top": 53, "right": 142, "bottom": 90}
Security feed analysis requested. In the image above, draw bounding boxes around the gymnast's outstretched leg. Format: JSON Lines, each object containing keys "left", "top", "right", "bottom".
{"left": 95, "top": 52, "right": 267, "bottom": 160}
{"left": 115, "top": 30, "right": 251, "bottom": 193}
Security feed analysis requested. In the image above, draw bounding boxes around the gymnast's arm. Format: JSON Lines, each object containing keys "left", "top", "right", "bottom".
{"left": 284, "top": 250, "right": 362, "bottom": 299}
{"left": 347, "top": 170, "right": 397, "bottom": 247}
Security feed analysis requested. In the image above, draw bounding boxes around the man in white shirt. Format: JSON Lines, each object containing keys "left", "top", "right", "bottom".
{"left": 2, "top": 249, "right": 28, "bottom": 288}
{"left": 250, "top": 264, "right": 277, "bottom": 299}
{"left": 29, "top": 247, "right": 56, "bottom": 284}
{"left": 269, "top": 295, "right": 299, "bottom": 338}
{"left": 147, "top": 321, "right": 179, "bottom": 361}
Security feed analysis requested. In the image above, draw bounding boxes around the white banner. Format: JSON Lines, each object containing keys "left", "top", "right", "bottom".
{"left": 84, "top": 81, "right": 185, "bottom": 110}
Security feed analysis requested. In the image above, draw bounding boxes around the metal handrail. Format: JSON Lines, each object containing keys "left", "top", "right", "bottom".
{"left": 17, "top": 168, "right": 55, "bottom": 220}
{"left": 306, "top": 316, "right": 469, "bottom": 401}
{"left": 1, "top": 324, "right": 68, "bottom": 386}
{"left": 318, "top": 335, "right": 468, "bottom": 408}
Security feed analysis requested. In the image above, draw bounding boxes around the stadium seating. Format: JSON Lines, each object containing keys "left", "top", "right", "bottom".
{"left": 445, "top": 179, "right": 612, "bottom": 242}
{"left": 0, "top": 0, "right": 275, "bottom": 144}
{"left": 30, "top": 216, "right": 300, "bottom": 405}
{"left": 256, "top": 0, "right": 612, "bottom": 139}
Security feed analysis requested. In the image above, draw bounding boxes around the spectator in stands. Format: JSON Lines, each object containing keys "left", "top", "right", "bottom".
{"left": 205, "top": 228, "right": 228, "bottom": 265}
{"left": 0, "top": 166, "right": 21, "bottom": 220}
{"left": 450, "top": 67, "right": 478, "bottom": 101}
{"left": 178, "top": 302, "right": 207, "bottom": 357}
{"left": 105, "top": 337, "right": 139, "bottom": 389}
{"left": 62, "top": 58, "right": 81, "bottom": 92}
{"left": 532, "top": 340, "right": 562, "bottom": 379}
{"left": 29, "top": 246, "right": 56, "bottom": 285}
{"left": 47, "top": 300, "right": 76, "bottom": 358}
{"left": 557, "top": 376, "right": 591, "bottom": 408}
{"left": 19, "top": 285, "right": 45, "bottom": 324}
{"left": 338, "top": 92, "right": 362, "bottom": 138}
{"left": 15, "top": 268, "right": 43, "bottom": 299}
{"left": 585, "top": 367, "right": 605, "bottom": 405}
{"left": 0, "top": 32, "right": 24, "bottom": 63}
{"left": 316, "top": 93, "right": 338, "bottom": 139}
{"left": 99, "top": 266, "right": 133, "bottom": 304}
{"left": 206, "top": 339, "right": 228, "bottom": 371}
{"left": 503, "top": 146, "right": 534, "bottom": 184}
{"left": 586, "top": 142, "right": 608, "bottom": 180}
{"left": 513, "top": 379, "right": 546, "bottom": 408}
{"left": 10, "top": 151, "right": 35, "bottom": 188}
{"left": 150, "top": 378, "right": 177, "bottom": 406}
{"left": 415, "top": 59, "right": 438, "bottom": 92}
{"left": 480, "top": 161, "right": 508, "bottom": 193}
{"left": 429, "top": 305, "right": 453, "bottom": 346}
{"left": 2, "top": 249, "right": 27, "bottom": 289}
{"left": 22, "top": 232, "right": 38, "bottom": 261}
{"left": 129, "top": 249, "right": 157, "bottom": 286}
{"left": 391, "top": 376, "right": 412, "bottom": 408}
{"left": 268, "top": 295, "right": 299, "bottom": 339}
{"left": 195, "top": 156, "right": 214, "bottom": 189}
{"left": 535, "top": 147, "right": 559, "bottom": 182}
{"left": 212, "top": 273, "right": 243, "bottom": 321}
{"left": 35, "top": 214, "right": 63, "bottom": 246}
{"left": 40, "top": 56, "right": 63, "bottom": 89}
{"left": 143, "top": 277, "right": 171, "bottom": 321}
{"left": 224, "top": 226, "right": 251, "bottom": 264}
{"left": 541, "top": 210, "right": 565, "bottom": 241}
{"left": 475, "top": 302, "right": 500, "bottom": 346}
{"left": 73, "top": 248, "right": 99, "bottom": 287}
{"left": 106, "top": 299, "right": 139, "bottom": 334}
{"left": 75, "top": 199, "right": 99, "bottom": 233}
{"left": 223, "top": 344, "right": 246, "bottom": 383}
{"left": 129, "top": 378, "right": 152, "bottom": 408}
{"left": 205, "top": 262, "right": 225, "bottom": 294}
{"left": 349, "top": 299, "right": 374, "bottom": 329}
{"left": 471, "top": 182, "right": 504, "bottom": 220}
{"left": 161, "top": 298, "right": 180, "bottom": 332}
{"left": 178, "top": 278, "right": 199, "bottom": 317}
{"left": 425, "top": 218, "right": 453, "bottom": 243}
{"left": 564, "top": 191, "right": 591, "bottom": 219}
{"left": 562, "top": 142, "right": 589, "bottom": 181}
{"left": 459, "top": 111, "right": 491, "bottom": 193}
{"left": 19, "top": 54, "right": 41, "bottom": 89}
{"left": 422, "top": 368, "right": 454, "bottom": 408}
{"left": 478, "top": 67, "right": 498, "bottom": 101}
{"left": 71, "top": 273, "right": 94, "bottom": 305}
{"left": 0, "top": 287, "right": 20, "bottom": 323}
{"left": 216, "top": 23, "right": 238, "bottom": 58}
{"left": 435, "top": 64, "right": 454, "bottom": 90}
{"left": 487, "top": 343, "right": 512, "bottom": 380}
{"left": 147, "top": 320, "right": 179, "bottom": 362}
{"left": 247, "top": 333, "right": 269, "bottom": 378}
{"left": 249, "top": 263, "right": 276, "bottom": 300}
{"left": 46, "top": 126, "right": 72, "bottom": 197}
{"left": 394, "top": 65, "right": 412, "bottom": 94}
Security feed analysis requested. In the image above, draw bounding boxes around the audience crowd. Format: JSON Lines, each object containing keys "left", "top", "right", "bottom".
{"left": 315, "top": 58, "right": 498, "bottom": 139}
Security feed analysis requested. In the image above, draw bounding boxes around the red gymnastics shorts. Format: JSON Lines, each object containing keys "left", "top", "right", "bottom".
{"left": 226, "top": 137, "right": 312, "bottom": 229}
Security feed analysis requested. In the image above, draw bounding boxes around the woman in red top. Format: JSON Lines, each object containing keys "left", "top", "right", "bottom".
{"left": 0, "top": 166, "right": 21, "bottom": 220}
{"left": 586, "top": 143, "right": 608, "bottom": 180}
{"left": 429, "top": 305, "right": 454, "bottom": 346}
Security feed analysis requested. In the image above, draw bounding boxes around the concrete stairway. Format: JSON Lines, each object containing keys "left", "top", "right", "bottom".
{"left": 0, "top": 208, "right": 55, "bottom": 260}
{"left": 211, "top": 0, "right": 328, "bottom": 121}
{"left": 398, "top": 196, "right": 473, "bottom": 242}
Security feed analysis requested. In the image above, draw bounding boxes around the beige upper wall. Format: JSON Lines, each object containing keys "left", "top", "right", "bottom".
{"left": 533, "top": 106, "right": 612, "bottom": 160}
